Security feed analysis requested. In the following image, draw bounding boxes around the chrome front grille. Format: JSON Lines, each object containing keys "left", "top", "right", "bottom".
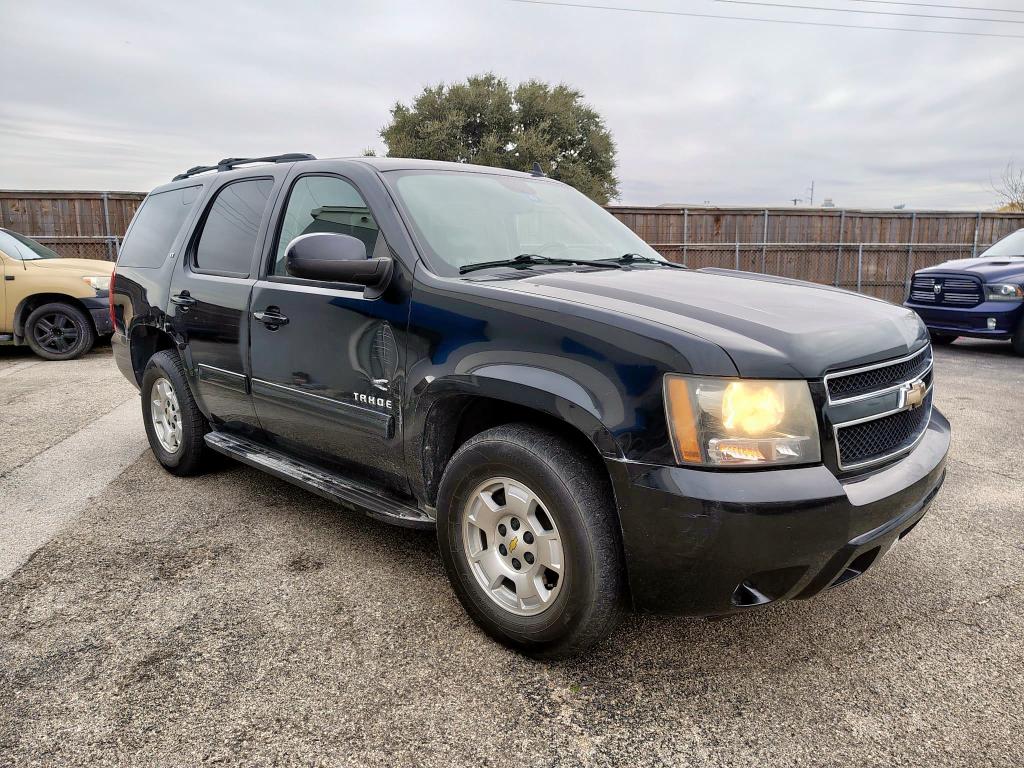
{"left": 836, "top": 391, "right": 933, "bottom": 468}
{"left": 825, "top": 345, "right": 934, "bottom": 471}
{"left": 909, "top": 275, "right": 982, "bottom": 307}
{"left": 826, "top": 345, "right": 932, "bottom": 403}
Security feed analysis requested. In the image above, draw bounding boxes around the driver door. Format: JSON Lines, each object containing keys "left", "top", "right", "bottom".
{"left": 249, "top": 172, "right": 411, "bottom": 494}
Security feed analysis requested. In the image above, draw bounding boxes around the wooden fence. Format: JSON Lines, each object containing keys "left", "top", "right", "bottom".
{"left": 607, "top": 206, "right": 1024, "bottom": 301}
{"left": 2, "top": 191, "right": 1022, "bottom": 302}
{"left": 0, "top": 190, "right": 145, "bottom": 261}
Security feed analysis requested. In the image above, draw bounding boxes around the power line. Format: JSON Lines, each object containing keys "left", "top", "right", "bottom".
{"left": 502, "top": 0, "right": 1024, "bottom": 37}
{"left": 845, "top": 0, "right": 1024, "bottom": 14}
{"left": 715, "top": 0, "right": 1024, "bottom": 24}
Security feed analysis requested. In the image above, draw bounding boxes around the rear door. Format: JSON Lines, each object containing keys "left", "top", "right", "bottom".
{"left": 248, "top": 171, "right": 412, "bottom": 493}
{"left": 167, "top": 174, "right": 282, "bottom": 430}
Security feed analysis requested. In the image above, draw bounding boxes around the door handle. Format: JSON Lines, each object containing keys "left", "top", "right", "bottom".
{"left": 253, "top": 307, "right": 289, "bottom": 329}
{"left": 171, "top": 291, "right": 197, "bottom": 311}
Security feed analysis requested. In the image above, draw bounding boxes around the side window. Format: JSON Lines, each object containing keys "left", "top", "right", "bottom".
{"left": 194, "top": 178, "right": 274, "bottom": 276}
{"left": 118, "top": 185, "right": 200, "bottom": 268}
{"left": 273, "top": 175, "right": 381, "bottom": 276}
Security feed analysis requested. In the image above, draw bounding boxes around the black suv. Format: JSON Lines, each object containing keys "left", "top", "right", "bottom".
{"left": 112, "top": 154, "right": 950, "bottom": 658}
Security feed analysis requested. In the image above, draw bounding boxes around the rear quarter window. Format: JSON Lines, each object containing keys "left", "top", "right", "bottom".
{"left": 118, "top": 186, "right": 201, "bottom": 268}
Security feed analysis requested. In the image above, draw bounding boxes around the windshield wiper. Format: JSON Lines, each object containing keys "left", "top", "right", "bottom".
{"left": 459, "top": 253, "right": 622, "bottom": 275}
{"left": 595, "top": 253, "right": 687, "bottom": 269}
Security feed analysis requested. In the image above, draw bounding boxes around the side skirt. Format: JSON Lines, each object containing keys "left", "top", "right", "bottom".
{"left": 204, "top": 431, "right": 434, "bottom": 529}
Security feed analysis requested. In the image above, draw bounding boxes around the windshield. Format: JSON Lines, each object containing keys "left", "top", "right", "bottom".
{"left": 0, "top": 229, "right": 61, "bottom": 260}
{"left": 386, "top": 170, "right": 663, "bottom": 274}
{"left": 981, "top": 227, "right": 1024, "bottom": 258}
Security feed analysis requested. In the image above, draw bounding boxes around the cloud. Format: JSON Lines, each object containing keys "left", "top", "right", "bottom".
{"left": 1, "top": 0, "right": 1021, "bottom": 208}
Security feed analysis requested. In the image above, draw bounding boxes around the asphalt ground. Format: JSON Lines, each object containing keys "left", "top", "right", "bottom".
{"left": 1, "top": 339, "right": 1022, "bottom": 767}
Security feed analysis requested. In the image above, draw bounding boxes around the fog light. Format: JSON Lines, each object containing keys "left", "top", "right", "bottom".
{"left": 987, "top": 317, "right": 997, "bottom": 330}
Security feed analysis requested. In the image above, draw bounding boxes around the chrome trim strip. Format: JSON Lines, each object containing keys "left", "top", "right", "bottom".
{"left": 824, "top": 345, "right": 932, "bottom": 405}
{"left": 250, "top": 377, "right": 385, "bottom": 415}
{"left": 832, "top": 386, "right": 933, "bottom": 471}
{"left": 197, "top": 363, "right": 245, "bottom": 379}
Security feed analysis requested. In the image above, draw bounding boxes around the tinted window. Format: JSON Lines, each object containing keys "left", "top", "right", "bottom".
{"left": 194, "top": 178, "right": 274, "bottom": 275}
{"left": 118, "top": 186, "right": 200, "bottom": 268}
{"left": 273, "top": 176, "right": 380, "bottom": 276}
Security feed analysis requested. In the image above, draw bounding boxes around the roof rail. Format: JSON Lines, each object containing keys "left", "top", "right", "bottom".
{"left": 172, "top": 153, "right": 316, "bottom": 181}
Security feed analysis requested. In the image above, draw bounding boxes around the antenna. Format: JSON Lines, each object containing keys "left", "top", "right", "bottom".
{"left": 531, "top": 162, "right": 546, "bottom": 177}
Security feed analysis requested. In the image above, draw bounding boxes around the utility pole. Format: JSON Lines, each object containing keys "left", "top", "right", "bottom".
{"left": 808, "top": 180, "right": 815, "bottom": 207}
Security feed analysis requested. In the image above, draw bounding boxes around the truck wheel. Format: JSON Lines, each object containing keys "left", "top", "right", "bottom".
{"left": 141, "top": 350, "right": 210, "bottom": 476}
{"left": 436, "top": 424, "right": 626, "bottom": 659}
{"left": 25, "top": 302, "right": 96, "bottom": 361}
{"left": 929, "top": 332, "right": 958, "bottom": 346}
{"left": 1012, "top": 318, "right": 1024, "bottom": 356}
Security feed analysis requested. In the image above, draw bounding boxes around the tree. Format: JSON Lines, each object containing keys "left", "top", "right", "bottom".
{"left": 380, "top": 74, "right": 619, "bottom": 204}
{"left": 992, "top": 160, "right": 1024, "bottom": 212}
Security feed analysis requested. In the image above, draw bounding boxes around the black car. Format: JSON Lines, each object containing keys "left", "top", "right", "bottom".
{"left": 111, "top": 154, "right": 950, "bottom": 658}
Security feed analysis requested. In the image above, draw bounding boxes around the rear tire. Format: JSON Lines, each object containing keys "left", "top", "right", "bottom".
{"left": 929, "top": 332, "right": 958, "bottom": 346}
{"left": 25, "top": 302, "right": 95, "bottom": 360}
{"left": 436, "top": 424, "right": 626, "bottom": 659}
{"left": 141, "top": 350, "right": 210, "bottom": 476}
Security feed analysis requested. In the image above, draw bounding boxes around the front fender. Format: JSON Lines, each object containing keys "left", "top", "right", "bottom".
{"left": 406, "top": 364, "right": 625, "bottom": 506}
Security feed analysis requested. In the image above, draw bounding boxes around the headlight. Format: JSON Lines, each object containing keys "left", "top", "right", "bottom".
{"left": 81, "top": 275, "right": 111, "bottom": 292}
{"left": 663, "top": 375, "right": 820, "bottom": 467}
{"left": 984, "top": 283, "right": 1023, "bottom": 301}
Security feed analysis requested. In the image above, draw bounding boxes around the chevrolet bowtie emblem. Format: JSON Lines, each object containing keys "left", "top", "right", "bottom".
{"left": 903, "top": 379, "right": 926, "bottom": 409}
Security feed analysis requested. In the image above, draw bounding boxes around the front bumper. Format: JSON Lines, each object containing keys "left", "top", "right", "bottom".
{"left": 81, "top": 295, "right": 113, "bottom": 336}
{"left": 905, "top": 300, "right": 1023, "bottom": 340}
{"left": 609, "top": 408, "right": 950, "bottom": 615}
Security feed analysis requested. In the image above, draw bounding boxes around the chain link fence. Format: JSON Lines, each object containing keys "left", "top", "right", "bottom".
{"left": 33, "top": 236, "right": 121, "bottom": 262}
{"left": 30, "top": 236, "right": 992, "bottom": 302}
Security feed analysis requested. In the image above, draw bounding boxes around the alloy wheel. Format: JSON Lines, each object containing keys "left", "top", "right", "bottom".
{"left": 150, "top": 377, "right": 183, "bottom": 453}
{"left": 461, "top": 477, "right": 565, "bottom": 616}
{"left": 32, "top": 311, "right": 80, "bottom": 354}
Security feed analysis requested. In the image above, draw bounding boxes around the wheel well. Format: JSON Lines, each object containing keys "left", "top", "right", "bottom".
{"left": 422, "top": 395, "right": 613, "bottom": 508}
{"left": 14, "top": 294, "right": 96, "bottom": 339}
{"left": 129, "top": 325, "right": 177, "bottom": 385}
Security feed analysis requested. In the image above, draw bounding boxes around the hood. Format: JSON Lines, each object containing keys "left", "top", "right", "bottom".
{"left": 486, "top": 267, "right": 928, "bottom": 378}
{"left": 24, "top": 258, "right": 114, "bottom": 274}
{"left": 917, "top": 256, "right": 1024, "bottom": 283}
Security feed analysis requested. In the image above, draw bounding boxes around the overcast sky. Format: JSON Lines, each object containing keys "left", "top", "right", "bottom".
{"left": 2, "top": 0, "right": 1022, "bottom": 208}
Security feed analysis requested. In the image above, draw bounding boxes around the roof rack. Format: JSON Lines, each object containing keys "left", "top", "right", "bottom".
{"left": 172, "top": 153, "right": 316, "bottom": 181}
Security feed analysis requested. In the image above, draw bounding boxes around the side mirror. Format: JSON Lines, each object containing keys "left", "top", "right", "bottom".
{"left": 285, "top": 233, "right": 393, "bottom": 297}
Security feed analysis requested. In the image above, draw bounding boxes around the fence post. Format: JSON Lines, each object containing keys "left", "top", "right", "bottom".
{"left": 971, "top": 211, "right": 981, "bottom": 257}
{"left": 857, "top": 243, "right": 864, "bottom": 293}
{"left": 834, "top": 209, "right": 845, "bottom": 287}
{"left": 735, "top": 237, "right": 740, "bottom": 270}
{"left": 761, "top": 209, "right": 768, "bottom": 273}
{"left": 682, "top": 208, "right": 689, "bottom": 267}
{"left": 905, "top": 212, "right": 916, "bottom": 297}
{"left": 101, "top": 192, "right": 114, "bottom": 261}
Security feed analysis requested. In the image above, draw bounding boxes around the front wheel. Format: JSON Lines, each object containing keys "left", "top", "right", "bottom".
{"left": 25, "top": 302, "right": 96, "bottom": 360}
{"left": 436, "top": 424, "right": 626, "bottom": 659}
{"left": 1012, "top": 317, "right": 1024, "bottom": 356}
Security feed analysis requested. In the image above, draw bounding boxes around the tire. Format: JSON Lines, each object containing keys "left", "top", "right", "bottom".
{"left": 929, "top": 332, "right": 958, "bottom": 346}
{"left": 25, "top": 302, "right": 96, "bottom": 360}
{"left": 141, "top": 349, "right": 210, "bottom": 476}
{"left": 436, "top": 424, "right": 626, "bottom": 659}
{"left": 1012, "top": 317, "right": 1024, "bottom": 357}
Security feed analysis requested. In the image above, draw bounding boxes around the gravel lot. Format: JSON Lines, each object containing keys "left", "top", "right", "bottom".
{"left": 1, "top": 340, "right": 1022, "bottom": 767}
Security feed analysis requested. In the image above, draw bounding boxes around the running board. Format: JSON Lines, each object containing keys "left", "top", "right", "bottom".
{"left": 204, "top": 431, "right": 432, "bottom": 529}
